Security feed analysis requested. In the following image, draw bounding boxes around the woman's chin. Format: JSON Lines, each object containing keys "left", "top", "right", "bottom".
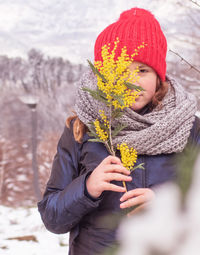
{"left": 130, "top": 103, "right": 143, "bottom": 112}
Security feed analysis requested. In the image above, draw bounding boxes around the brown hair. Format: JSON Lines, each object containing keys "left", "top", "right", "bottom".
{"left": 149, "top": 76, "right": 169, "bottom": 111}
{"left": 66, "top": 115, "right": 88, "bottom": 143}
{"left": 67, "top": 77, "right": 169, "bottom": 143}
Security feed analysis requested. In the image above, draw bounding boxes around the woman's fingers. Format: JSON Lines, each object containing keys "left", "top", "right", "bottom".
{"left": 105, "top": 172, "right": 132, "bottom": 182}
{"left": 102, "top": 155, "right": 122, "bottom": 166}
{"left": 86, "top": 155, "right": 134, "bottom": 198}
{"left": 120, "top": 188, "right": 154, "bottom": 202}
{"left": 120, "top": 188, "right": 155, "bottom": 209}
{"left": 120, "top": 195, "right": 144, "bottom": 209}
{"left": 103, "top": 183, "right": 126, "bottom": 193}
{"left": 120, "top": 189, "right": 143, "bottom": 202}
{"left": 104, "top": 164, "right": 130, "bottom": 175}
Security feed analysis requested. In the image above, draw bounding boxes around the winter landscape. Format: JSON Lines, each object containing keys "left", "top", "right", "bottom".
{"left": 0, "top": 0, "right": 200, "bottom": 254}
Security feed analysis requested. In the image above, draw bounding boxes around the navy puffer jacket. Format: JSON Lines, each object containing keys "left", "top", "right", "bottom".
{"left": 38, "top": 117, "right": 200, "bottom": 255}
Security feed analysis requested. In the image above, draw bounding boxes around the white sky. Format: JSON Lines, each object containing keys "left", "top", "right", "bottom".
{"left": 0, "top": 1, "right": 198, "bottom": 64}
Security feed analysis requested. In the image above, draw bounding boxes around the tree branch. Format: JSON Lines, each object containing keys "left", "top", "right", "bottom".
{"left": 169, "top": 49, "right": 200, "bottom": 74}
{"left": 189, "top": 0, "right": 200, "bottom": 8}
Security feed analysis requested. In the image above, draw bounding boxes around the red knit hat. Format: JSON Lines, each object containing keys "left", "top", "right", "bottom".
{"left": 94, "top": 8, "right": 167, "bottom": 81}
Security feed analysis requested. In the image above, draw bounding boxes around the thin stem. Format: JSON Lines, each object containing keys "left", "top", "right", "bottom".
{"left": 122, "top": 181, "right": 127, "bottom": 192}
{"left": 108, "top": 104, "right": 127, "bottom": 191}
{"left": 105, "top": 141, "right": 113, "bottom": 155}
{"left": 109, "top": 105, "right": 115, "bottom": 156}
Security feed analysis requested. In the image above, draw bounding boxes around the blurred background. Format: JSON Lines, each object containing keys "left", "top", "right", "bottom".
{"left": 0, "top": 0, "right": 199, "bottom": 254}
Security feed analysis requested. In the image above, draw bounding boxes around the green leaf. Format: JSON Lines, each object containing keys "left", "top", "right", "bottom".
{"left": 82, "top": 87, "right": 99, "bottom": 97}
{"left": 88, "top": 138, "right": 105, "bottom": 143}
{"left": 111, "top": 93, "right": 124, "bottom": 106}
{"left": 124, "top": 81, "right": 144, "bottom": 91}
{"left": 112, "top": 123, "right": 128, "bottom": 137}
{"left": 131, "top": 163, "right": 145, "bottom": 172}
{"left": 111, "top": 109, "right": 123, "bottom": 119}
{"left": 88, "top": 121, "right": 95, "bottom": 126}
{"left": 87, "top": 131, "right": 98, "bottom": 138}
{"left": 87, "top": 123, "right": 96, "bottom": 134}
{"left": 87, "top": 60, "right": 107, "bottom": 83}
{"left": 82, "top": 87, "right": 108, "bottom": 104}
{"left": 97, "top": 89, "right": 107, "bottom": 100}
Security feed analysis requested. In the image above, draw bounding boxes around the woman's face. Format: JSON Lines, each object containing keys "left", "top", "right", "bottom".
{"left": 129, "top": 61, "right": 157, "bottom": 112}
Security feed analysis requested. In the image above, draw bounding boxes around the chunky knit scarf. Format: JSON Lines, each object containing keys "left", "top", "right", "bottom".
{"left": 75, "top": 70, "right": 197, "bottom": 155}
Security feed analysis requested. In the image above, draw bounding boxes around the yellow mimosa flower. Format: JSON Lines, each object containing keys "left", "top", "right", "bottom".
{"left": 94, "top": 119, "right": 108, "bottom": 141}
{"left": 94, "top": 38, "right": 146, "bottom": 110}
{"left": 117, "top": 143, "right": 137, "bottom": 170}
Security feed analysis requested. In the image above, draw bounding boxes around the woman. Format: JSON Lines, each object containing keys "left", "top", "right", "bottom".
{"left": 38, "top": 7, "right": 200, "bottom": 255}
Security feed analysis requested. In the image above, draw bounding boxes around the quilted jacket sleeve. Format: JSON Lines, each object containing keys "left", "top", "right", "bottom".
{"left": 191, "top": 116, "right": 200, "bottom": 146}
{"left": 37, "top": 124, "right": 102, "bottom": 234}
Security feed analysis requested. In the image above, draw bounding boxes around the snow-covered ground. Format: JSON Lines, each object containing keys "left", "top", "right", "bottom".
{"left": 0, "top": 206, "right": 69, "bottom": 255}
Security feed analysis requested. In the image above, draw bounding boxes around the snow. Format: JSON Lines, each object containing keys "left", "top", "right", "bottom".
{"left": 0, "top": 206, "right": 69, "bottom": 255}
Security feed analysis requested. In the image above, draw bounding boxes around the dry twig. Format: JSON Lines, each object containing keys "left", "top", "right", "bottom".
{"left": 189, "top": 0, "right": 200, "bottom": 8}
{"left": 169, "top": 49, "right": 200, "bottom": 74}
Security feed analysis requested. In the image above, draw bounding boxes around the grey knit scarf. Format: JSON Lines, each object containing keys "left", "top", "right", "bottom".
{"left": 75, "top": 69, "right": 197, "bottom": 155}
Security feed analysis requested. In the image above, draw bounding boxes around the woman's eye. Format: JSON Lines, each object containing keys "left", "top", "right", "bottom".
{"left": 139, "top": 69, "right": 148, "bottom": 73}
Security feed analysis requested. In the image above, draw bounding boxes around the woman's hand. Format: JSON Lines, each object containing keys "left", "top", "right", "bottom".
{"left": 120, "top": 188, "right": 155, "bottom": 216}
{"left": 86, "top": 155, "right": 132, "bottom": 198}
